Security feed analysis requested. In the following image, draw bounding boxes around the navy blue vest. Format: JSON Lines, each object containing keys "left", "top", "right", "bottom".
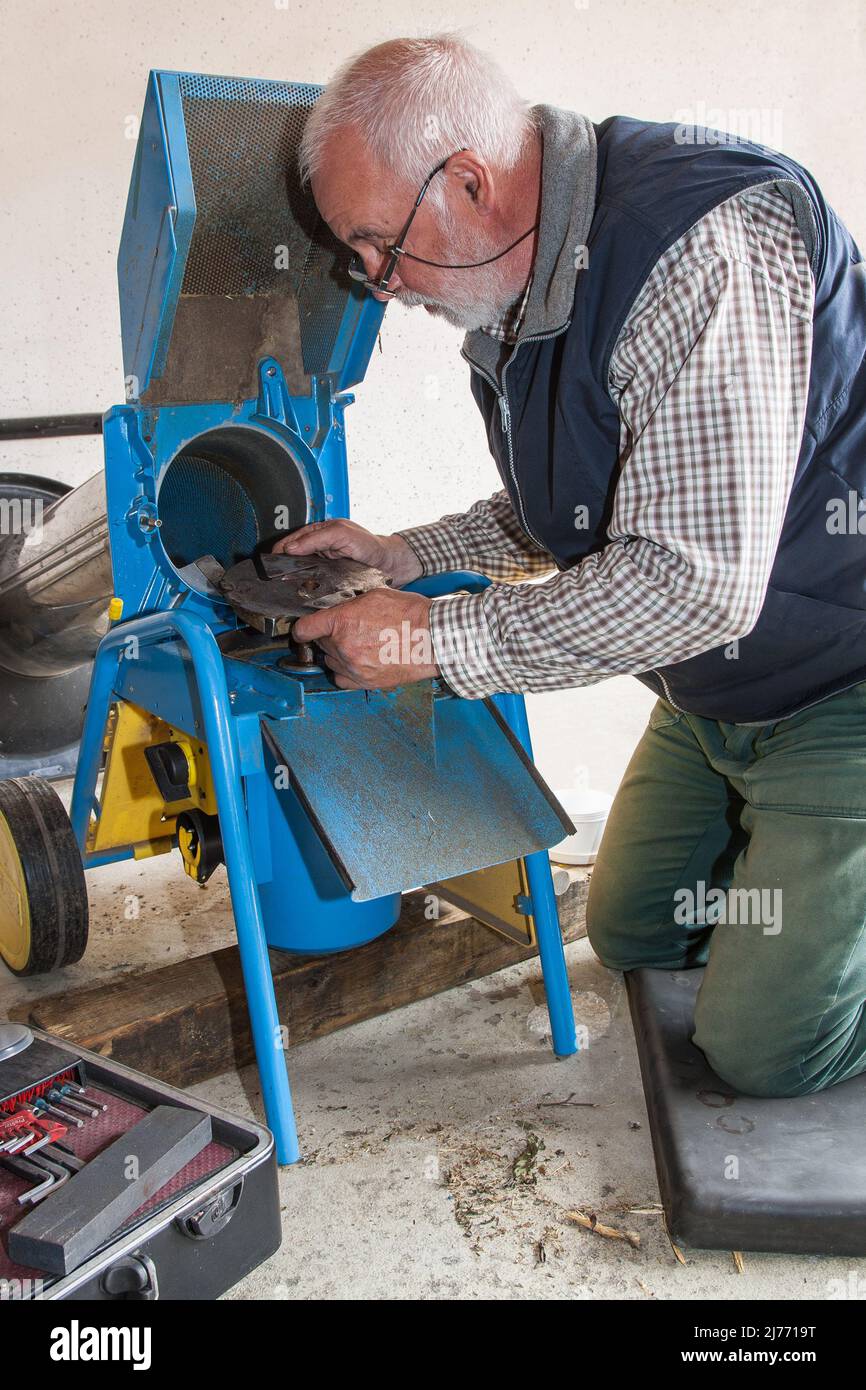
{"left": 469, "top": 117, "right": 866, "bottom": 723}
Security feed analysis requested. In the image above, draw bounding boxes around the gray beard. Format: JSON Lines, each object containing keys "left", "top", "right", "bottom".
{"left": 392, "top": 219, "right": 522, "bottom": 330}
{"left": 395, "top": 285, "right": 519, "bottom": 332}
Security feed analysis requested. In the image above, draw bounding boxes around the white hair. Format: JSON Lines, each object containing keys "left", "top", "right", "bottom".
{"left": 300, "top": 34, "right": 534, "bottom": 210}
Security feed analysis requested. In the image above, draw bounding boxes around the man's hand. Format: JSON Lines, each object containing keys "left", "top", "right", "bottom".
{"left": 272, "top": 519, "right": 422, "bottom": 587}
{"left": 293, "top": 588, "right": 438, "bottom": 690}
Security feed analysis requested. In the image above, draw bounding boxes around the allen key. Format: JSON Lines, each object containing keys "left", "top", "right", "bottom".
{"left": 0, "top": 1151, "right": 65, "bottom": 1205}
{"left": 29, "top": 1153, "right": 72, "bottom": 1185}
{"left": 20, "top": 1152, "right": 71, "bottom": 1203}
{"left": 22, "top": 1131, "right": 55, "bottom": 1157}
{"left": 1, "top": 1130, "right": 37, "bottom": 1154}
{"left": 17, "top": 1166, "right": 58, "bottom": 1205}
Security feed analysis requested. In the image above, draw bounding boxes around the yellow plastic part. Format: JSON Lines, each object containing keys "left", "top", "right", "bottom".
{"left": 0, "top": 809, "right": 32, "bottom": 972}
{"left": 177, "top": 823, "right": 202, "bottom": 880}
{"left": 432, "top": 858, "right": 536, "bottom": 947}
{"left": 88, "top": 700, "right": 216, "bottom": 856}
{"left": 107, "top": 596, "right": 124, "bottom": 622}
{"left": 132, "top": 836, "right": 176, "bottom": 860}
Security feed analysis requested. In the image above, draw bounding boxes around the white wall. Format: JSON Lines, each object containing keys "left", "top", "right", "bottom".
{"left": 2, "top": 0, "right": 863, "bottom": 792}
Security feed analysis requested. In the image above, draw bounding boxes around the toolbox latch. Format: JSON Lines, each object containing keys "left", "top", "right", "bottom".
{"left": 101, "top": 1252, "right": 160, "bottom": 1300}
{"left": 178, "top": 1179, "right": 244, "bottom": 1240}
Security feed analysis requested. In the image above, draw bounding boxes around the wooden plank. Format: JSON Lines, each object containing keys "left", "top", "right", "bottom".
{"left": 11, "top": 876, "right": 588, "bottom": 1089}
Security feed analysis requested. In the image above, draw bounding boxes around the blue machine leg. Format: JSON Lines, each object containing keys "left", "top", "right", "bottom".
{"left": 405, "top": 572, "right": 578, "bottom": 1060}
{"left": 493, "top": 692, "right": 578, "bottom": 1059}
{"left": 70, "top": 612, "right": 301, "bottom": 1164}
{"left": 525, "top": 852, "right": 577, "bottom": 1057}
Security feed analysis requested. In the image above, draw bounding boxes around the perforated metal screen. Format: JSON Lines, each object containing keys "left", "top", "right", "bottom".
{"left": 156, "top": 424, "right": 310, "bottom": 574}
{"left": 177, "top": 73, "right": 350, "bottom": 378}
{"left": 158, "top": 452, "right": 260, "bottom": 572}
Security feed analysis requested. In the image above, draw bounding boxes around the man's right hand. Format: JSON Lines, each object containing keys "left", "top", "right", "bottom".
{"left": 271, "top": 519, "right": 423, "bottom": 588}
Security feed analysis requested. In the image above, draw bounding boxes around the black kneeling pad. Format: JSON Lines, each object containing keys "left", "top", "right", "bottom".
{"left": 627, "top": 967, "right": 866, "bottom": 1256}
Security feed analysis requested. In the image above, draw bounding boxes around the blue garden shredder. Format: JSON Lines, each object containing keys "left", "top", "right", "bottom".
{"left": 0, "top": 71, "right": 577, "bottom": 1164}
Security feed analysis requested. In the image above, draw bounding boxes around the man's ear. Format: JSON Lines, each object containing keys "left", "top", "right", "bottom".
{"left": 447, "top": 151, "right": 494, "bottom": 213}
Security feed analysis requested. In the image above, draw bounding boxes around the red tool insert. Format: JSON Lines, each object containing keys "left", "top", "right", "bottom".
{"left": 0, "top": 1110, "right": 67, "bottom": 1143}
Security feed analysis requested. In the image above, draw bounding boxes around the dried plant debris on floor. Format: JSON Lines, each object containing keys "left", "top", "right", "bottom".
{"left": 299, "top": 1111, "right": 663, "bottom": 1265}
{"left": 564, "top": 1208, "right": 641, "bottom": 1248}
{"left": 439, "top": 1125, "right": 659, "bottom": 1262}
{"left": 512, "top": 1131, "right": 545, "bottom": 1184}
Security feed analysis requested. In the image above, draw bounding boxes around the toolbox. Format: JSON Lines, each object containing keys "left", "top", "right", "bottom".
{"left": 0, "top": 1023, "right": 280, "bottom": 1300}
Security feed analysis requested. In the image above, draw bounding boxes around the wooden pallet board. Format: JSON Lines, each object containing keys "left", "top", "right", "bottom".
{"left": 10, "top": 877, "right": 588, "bottom": 1088}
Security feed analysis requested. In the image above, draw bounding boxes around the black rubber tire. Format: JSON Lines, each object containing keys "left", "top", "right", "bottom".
{"left": 0, "top": 777, "right": 89, "bottom": 976}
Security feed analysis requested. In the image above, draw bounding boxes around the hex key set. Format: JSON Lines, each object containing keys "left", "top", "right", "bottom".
{"left": 0, "top": 1024, "right": 279, "bottom": 1299}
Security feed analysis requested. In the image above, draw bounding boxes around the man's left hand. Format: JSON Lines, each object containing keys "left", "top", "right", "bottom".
{"left": 292, "top": 587, "right": 438, "bottom": 689}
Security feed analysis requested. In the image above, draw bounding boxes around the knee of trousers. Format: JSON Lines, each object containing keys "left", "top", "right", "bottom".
{"left": 585, "top": 891, "right": 638, "bottom": 971}
{"left": 692, "top": 995, "right": 812, "bottom": 1099}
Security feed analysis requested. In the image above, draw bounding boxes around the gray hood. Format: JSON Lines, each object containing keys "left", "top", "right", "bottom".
{"left": 461, "top": 104, "right": 598, "bottom": 383}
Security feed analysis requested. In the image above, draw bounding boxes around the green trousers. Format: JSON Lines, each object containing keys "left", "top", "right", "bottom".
{"left": 586, "top": 682, "right": 866, "bottom": 1097}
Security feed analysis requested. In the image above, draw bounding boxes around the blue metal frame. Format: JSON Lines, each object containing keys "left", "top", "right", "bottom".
{"left": 71, "top": 576, "right": 576, "bottom": 1162}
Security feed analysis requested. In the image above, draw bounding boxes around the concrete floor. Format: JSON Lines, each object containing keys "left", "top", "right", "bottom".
{"left": 2, "top": 787, "right": 861, "bottom": 1302}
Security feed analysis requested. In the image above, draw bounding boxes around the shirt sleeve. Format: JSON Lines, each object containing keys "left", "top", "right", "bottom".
{"left": 396, "top": 489, "right": 556, "bottom": 582}
{"left": 425, "top": 185, "right": 815, "bottom": 698}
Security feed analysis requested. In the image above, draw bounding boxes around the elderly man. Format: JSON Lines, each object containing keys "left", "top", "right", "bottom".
{"left": 276, "top": 34, "right": 866, "bottom": 1101}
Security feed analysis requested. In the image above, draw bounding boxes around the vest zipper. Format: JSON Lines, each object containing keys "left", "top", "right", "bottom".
{"left": 654, "top": 669, "right": 686, "bottom": 714}
{"left": 496, "top": 390, "right": 544, "bottom": 547}
{"left": 463, "top": 320, "right": 572, "bottom": 553}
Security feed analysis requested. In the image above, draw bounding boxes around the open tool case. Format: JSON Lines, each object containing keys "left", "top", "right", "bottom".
{"left": 0, "top": 1024, "right": 279, "bottom": 1300}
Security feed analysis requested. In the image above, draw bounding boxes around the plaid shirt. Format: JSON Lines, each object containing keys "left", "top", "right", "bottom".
{"left": 397, "top": 185, "right": 815, "bottom": 698}
{"left": 480, "top": 275, "right": 533, "bottom": 343}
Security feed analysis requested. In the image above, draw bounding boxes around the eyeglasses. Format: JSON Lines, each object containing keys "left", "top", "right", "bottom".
{"left": 347, "top": 149, "right": 539, "bottom": 300}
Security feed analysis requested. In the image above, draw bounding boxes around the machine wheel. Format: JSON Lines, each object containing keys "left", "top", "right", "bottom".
{"left": 0, "top": 777, "right": 89, "bottom": 975}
